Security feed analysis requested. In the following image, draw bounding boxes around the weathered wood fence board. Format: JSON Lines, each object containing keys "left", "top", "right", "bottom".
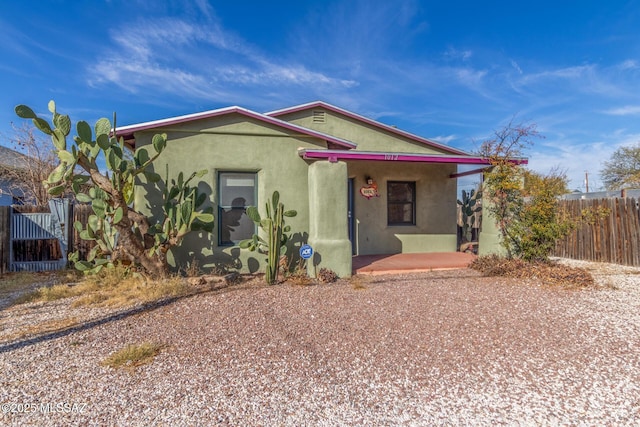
{"left": 554, "top": 197, "right": 640, "bottom": 266}
{"left": 70, "top": 204, "right": 94, "bottom": 262}
{"left": 0, "top": 206, "right": 10, "bottom": 274}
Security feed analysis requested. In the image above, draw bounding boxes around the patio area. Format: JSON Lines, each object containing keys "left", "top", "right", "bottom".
{"left": 352, "top": 252, "right": 476, "bottom": 275}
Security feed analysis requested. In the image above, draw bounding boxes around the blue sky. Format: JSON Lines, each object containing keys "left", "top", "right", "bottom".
{"left": 2, "top": 1, "right": 640, "bottom": 192}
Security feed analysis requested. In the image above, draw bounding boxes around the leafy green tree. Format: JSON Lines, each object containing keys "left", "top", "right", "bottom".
{"left": 15, "top": 101, "right": 214, "bottom": 277}
{"left": 600, "top": 142, "right": 640, "bottom": 190}
{"left": 523, "top": 167, "right": 569, "bottom": 197}
{"left": 513, "top": 170, "right": 573, "bottom": 260}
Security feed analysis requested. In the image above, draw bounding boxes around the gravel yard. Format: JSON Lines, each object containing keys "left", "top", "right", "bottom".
{"left": 1, "top": 259, "right": 639, "bottom": 426}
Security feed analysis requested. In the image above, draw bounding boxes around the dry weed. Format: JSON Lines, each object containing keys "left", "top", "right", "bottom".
{"left": 101, "top": 342, "right": 164, "bottom": 371}
{"left": 1, "top": 270, "right": 77, "bottom": 305}
{"left": 350, "top": 275, "right": 369, "bottom": 290}
{"left": 284, "top": 260, "right": 314, "bottom": 286}
{"left": 318, "top": 268, "right": 338, "bottom": 284}
{"left": 14, "top": 266, "right": 191, "bottom": 308}
{"left": 470, "top": 255, "right": 595, "bottom": 288}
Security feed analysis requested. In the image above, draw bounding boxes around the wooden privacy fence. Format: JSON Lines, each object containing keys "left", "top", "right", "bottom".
{"left": 554, "top": 197, "right": 640, "bottom": 266}
{"left": 0, "top": 203, "right": 93, "bottom": 274}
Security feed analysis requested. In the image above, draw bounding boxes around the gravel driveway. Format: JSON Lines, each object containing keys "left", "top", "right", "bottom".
{"left": 1, "top": 259, "right": 639, "bottom": 426}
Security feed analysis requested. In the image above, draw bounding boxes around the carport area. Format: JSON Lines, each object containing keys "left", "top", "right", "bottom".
{"left": 352, "top": 252, "right": 476, "bottom": 275}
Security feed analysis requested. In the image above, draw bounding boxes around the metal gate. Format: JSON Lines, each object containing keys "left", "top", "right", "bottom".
{"left": 9, "top": 199, "right": 70, "bottom": 272}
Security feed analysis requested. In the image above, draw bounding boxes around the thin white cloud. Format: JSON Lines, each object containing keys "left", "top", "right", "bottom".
{"left": 528, "top": 129, "right": 640, "bottom": 192}
{"left": 0, "top": 16, "right": 82, "bottom": 65}
{"left": 510, "top": 60, "right": 523, "bottom": 75}
{"left": 91, "top": 59, "right": 213, "bottom": 99}
{"left": 290, "top": 0, "right": 426, "bottom": 77}
{"left": 88, "top": 17, "right": 356, "bottom": 101}
{"left": 515, "top": 63, "right": 633, "bottom": 98}
{"left": 528, "top": 141, "right": 605, "bottom": 191}
{"left": 445, "top": 47, "right": 473, "bottom": 61}
{"left": 520, "top": 64, "right": 594, "bottom": 84}
{"left": 431, "top": 135, "right": 457, "bottom": 145}
{"left": 618, "top": 59, "right": 639, "bottom": 70}
{"left": 452, "top": 67, "right": 488, "bottom": 88}
{"left": 193, "top": 0, "right": 214, "bottom": 18}
{"left": 603, "top": 105, "right": 640, "bottom": 116}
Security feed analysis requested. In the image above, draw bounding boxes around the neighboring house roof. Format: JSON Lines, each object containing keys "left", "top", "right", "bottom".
{"left": 0, "top": 145, "right": 30, "bottom": 169}
{"left": 116, "top": 106, "right": 357, "bottom": 149}
{"left": 267, "top": 101, "right": 471, "bottom": 156}
{"left": 0, "top": 145, "right": 32, "bottom": 201}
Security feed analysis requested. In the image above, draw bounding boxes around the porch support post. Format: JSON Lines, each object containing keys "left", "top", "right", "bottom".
{"left": 478, "top": 178, "right": 508, "bottom": 257}
{"left": 477, "top": 202, "right": 506, "bottom": 256}
{"left": 308, "top": 161, "right": 352, "bottom": 277}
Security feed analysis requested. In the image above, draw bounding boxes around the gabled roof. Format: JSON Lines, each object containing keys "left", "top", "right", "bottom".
{"left": 116, "top": 106, "right": 357, "bottom": 149}
{"left": 267, "top": 101, "right": 470, "bottom": 156}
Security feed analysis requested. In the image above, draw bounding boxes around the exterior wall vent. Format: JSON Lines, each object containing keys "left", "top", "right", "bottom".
{"left": 312, "top": 110, "right": 326, "bottom": 123}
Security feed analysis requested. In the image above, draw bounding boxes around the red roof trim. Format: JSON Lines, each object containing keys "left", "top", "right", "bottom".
{"left": 116, "top": 106, "right": 357, "bottom": 149}
{"left": 267, "top": 101, "right": 470, "bottom": 156}
{"left": 298, "top": 149, "right": 528, "bottom": 165}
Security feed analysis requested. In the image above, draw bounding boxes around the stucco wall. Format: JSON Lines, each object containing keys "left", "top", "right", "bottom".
{"left": 133, "top": 113, "right": 326, "bottom": 273}
{"left": 133, "top": 110, "right": 463, "bottom": 275}
{"left": 348, "top": 161, "right": 458, "bottom": 255}
{"left": 308, "top": 161, "right": 352, "bottom": 277}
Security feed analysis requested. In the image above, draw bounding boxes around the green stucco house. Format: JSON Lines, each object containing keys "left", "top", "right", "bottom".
{"left": 117, "top": 101, "right": 502, "bottom": 277}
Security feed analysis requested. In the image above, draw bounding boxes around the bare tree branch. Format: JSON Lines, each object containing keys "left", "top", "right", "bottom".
{"left": 0, "top": 122, "right": 58, "bottom": 206}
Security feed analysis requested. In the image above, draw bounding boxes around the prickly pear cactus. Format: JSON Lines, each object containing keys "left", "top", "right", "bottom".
{"left": 15, "top": 101, "right": 214, "bottom": 277}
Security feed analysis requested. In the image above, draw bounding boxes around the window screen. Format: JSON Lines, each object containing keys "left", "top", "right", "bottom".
{"left": 219, "top": 172, "right": 256, "bottom": 245}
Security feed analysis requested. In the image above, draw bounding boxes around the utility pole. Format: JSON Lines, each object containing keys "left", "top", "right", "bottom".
{"left": 585, "top": 170, "right": 589, "bottom": 193}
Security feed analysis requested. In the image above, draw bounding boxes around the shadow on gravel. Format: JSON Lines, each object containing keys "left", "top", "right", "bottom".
{"left": 0, "top": 280, "right": 261, "bottom": 355}
{"left": 0, "top": 296, "right": 188, "bottom": 355}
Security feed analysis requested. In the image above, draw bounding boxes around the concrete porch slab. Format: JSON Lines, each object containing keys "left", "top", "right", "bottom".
{"left": 352, "top": 252, "right": 476, "bottom": 275}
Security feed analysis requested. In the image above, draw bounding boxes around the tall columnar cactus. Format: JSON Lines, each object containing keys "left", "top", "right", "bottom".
{"left": 239, "top": 191, "right": 297, "bottom": 285}
{"left": 15, "top": 101, "right": 214, "bottom": 277}
{"left": 457, "top": 188, "right": 482, "bottom": 244}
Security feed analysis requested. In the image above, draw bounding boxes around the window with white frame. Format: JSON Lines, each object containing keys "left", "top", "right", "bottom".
{"left": 218, "top": 172, "right": 257, "bottom": 245}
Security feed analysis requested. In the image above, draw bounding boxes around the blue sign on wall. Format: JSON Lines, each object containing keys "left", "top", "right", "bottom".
{"left": 299, "top": 244, "right": 313, "bottom": 260}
